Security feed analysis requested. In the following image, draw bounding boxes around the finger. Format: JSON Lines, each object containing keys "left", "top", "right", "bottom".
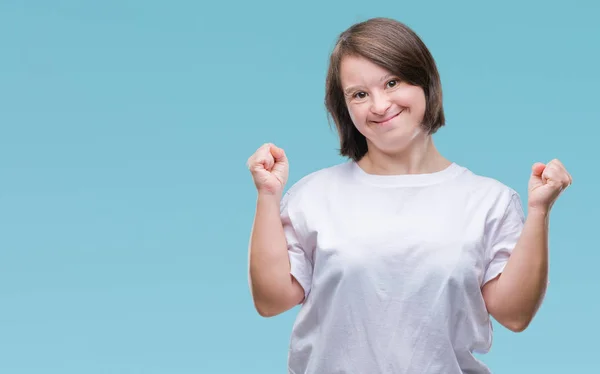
{"left": 550, "top": 164, "right": 572, "bottom": 187}
{"left": 270, "top": 145, "right": 287, "bottom": 163}
{"left": 548, "top": 159, "right": 567, "bottom": 175}
{"left": 555, "top": 165, "right": 573, "bottom": 187}
{"left": 248, "top": 145, "right": 274, "bottom": 171}
{"left": 548, "top": 158, "right": 565, "bottom": 169}
{"left": 247, "top": 143, "right": 272, "bottom": 168}
{"left": 531, "top": 162, "right": 546, "bottom": 177}
{"left": 541, "top": 163, "right": 559, "bottom": 183}
{"left": 552, "top": 161, "right": 573, "bottom": 186}
{"left": 260, "top": 147, "right": 275, "bottom": 170}
{"left": 542, "top": 166, "right": 570, "bottom": 189}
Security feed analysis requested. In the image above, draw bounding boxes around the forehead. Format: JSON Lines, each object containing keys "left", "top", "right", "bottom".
{"left": 340, "top": 55, "right": 392, "bottom": 86}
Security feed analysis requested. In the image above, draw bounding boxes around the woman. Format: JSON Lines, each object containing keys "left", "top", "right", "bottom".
{"left": 246, "top": 17, "right": 571, "bottom": 373}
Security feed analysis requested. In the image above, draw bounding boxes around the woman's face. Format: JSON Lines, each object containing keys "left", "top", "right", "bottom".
{"left": 340, "top": 55, "right": 428, "bottom": 156}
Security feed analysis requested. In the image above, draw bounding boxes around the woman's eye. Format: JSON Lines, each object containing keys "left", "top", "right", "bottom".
{"left": 387, "top": 80, "right": 398, "bottom": 88}
{"left": 354, "top": 92, "right": 367, "bottom": 99}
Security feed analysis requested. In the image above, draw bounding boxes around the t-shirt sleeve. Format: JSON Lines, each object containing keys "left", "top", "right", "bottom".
{"left": 280, "top": 190, "right": 314, "bottom": 301}
{"left": 482, "top": 191, "right": 525, "bottom": 286}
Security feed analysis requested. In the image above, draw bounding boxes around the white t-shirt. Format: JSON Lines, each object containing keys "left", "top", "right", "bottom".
{"left": 280, "top": 161, "right": 525, "bottom": 374}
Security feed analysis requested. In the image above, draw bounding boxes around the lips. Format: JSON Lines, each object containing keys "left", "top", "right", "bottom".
{"left": 372, "top": 109, "right": 404, "bottom": 125}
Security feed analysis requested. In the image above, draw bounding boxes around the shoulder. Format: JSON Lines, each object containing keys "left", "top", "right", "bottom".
{"left": 457, "top": 165, "right": 519, "bottom": 198}
{"left": 284, "top": 162, "right": 351, "bottom": 197}
{"left": 455, "top": 165, "right": 525, "bottom": 224}
{"left": 281, "top": 162, "right": 351, "bottom": 210}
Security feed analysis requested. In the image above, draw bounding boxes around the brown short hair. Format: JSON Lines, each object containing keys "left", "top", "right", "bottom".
{"left": 325, "top": 17, "right": 445, "bottom": 161}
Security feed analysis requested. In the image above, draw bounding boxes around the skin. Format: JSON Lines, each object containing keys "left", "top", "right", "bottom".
{"left": 246, "top": 55, "right": 572, "bottom": 328}
{"left": 481, "top": 159, "right": 572, "bottom": 332}
{"left": 339, "top": 55, "right": 451, "bottom": 175}
{"left": 246, "top": 143, "right": 304, "bottom": 317}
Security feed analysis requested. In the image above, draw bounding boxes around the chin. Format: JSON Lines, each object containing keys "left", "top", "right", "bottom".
{"left": 370, "top": 141, "right": 412, "bottom": 155}
{"left": 369, "top": 132, "right": 425, "bottom": 155}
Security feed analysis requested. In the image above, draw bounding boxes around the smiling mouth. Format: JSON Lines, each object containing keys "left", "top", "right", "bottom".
{"left": 372, "top": 109, "right": 404, "bottom": 125}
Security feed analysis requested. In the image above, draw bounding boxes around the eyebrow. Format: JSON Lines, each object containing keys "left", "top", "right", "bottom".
{"left": 343, "top": 74, "right": 395, "bottom": 96}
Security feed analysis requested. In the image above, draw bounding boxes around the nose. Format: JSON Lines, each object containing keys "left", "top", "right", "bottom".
{"left": 370, "top": 92, "right": 392, "bottom": 116}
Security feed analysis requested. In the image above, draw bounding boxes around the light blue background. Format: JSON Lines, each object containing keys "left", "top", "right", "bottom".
{"left": 1, "top": 1, "right": 598, "bottom": 373}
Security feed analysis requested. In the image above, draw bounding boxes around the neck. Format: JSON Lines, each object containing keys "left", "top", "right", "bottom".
{"left": 358, "top": 135, "right": 451, "bottom": 175}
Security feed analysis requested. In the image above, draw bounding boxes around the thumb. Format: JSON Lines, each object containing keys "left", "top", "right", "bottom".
{"left": 531, "top": 162, "right": 546, "bottom": 177}
{"left": 270, "top": 145, "right": 287, "bottom": 162}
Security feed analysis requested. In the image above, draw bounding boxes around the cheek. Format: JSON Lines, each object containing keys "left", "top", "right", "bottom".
{"left": 346, "top": 104, "right": 364, "bottom": 125}
{"left": 394, "top": 86, "right": 426, "bottom": 113}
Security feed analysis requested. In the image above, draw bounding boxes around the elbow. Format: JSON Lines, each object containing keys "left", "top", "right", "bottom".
{"left": 506, "top": 322, "right": 528, "bottom": 333}
{"left": 253, "top": 300, "right": 285, "bottom": 318}
{"left": 250, "top": 280, "right": 304, "bottom": 318}
{"left": 503, "top": 316, "right": 532, "bottom": 333}
{"left": 255, "top": 305, "right": 279, "bottom": 318}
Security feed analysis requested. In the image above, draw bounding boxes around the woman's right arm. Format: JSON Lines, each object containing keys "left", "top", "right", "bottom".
{"left": 246, "top": 143, "right": 304, "bottom": 317}
{"left": 249, "top": 192, "right": 305, "bottom": 317}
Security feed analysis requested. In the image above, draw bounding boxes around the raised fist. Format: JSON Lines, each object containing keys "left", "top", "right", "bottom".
{"left": 247, "top": 143, "right": 289, "bottom": 196}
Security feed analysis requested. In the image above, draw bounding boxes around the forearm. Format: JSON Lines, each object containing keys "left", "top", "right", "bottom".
{"left": 248, "top": 192, "right": 295, "bottom": 313}
{"left": 491, "top": 209, "right": 549, "bottom": 330}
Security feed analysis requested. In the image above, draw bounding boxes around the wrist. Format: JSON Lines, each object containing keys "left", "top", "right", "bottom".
{"left": 257, "top": 189, "right": 283, "bottom": 202}
{"left": 527, "top": 205, "right": 550, "bottom": 219}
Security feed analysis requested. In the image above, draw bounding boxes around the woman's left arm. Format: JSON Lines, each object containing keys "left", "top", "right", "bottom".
{"left": 482, "top": 159, "right": 572, "bottom": 332}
